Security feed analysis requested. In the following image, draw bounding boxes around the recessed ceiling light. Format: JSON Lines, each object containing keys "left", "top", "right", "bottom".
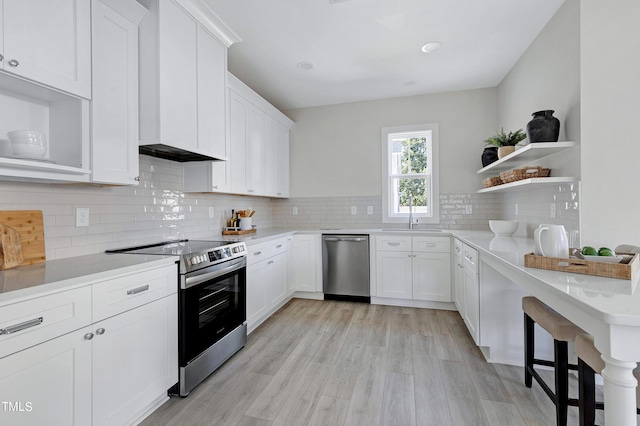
{"left": 421, "top": 41, "right": 443, "bottom": 53}
{"left": 297, "top": 61, "right": 314, "bottom": 71}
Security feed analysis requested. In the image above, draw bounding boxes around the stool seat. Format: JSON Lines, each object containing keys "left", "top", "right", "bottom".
{"left": 575, "top": 333, "right": 640, "bottom": 408}
{"left": 522, "top": 296, "right": 586, "bottom": 341}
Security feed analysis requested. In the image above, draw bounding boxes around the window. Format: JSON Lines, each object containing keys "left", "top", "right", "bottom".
{"left": 381, "top": 124, "right": 439, "bottom": 224}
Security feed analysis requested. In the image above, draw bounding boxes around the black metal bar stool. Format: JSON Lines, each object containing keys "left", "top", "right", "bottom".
{"left": 575, "top": 333, "right": 639, "bottom": 426}
{"left": 523, "top": 296, "right": 585, "bottom": 426}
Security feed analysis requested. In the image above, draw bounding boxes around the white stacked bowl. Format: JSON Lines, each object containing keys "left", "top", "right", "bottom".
{"left": 7, "top": 130, "right": 47, "bottom": 158}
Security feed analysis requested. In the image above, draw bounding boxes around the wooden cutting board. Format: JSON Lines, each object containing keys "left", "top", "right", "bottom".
{"left": 0, "top": 224, "right": 23, "bottom": 269}
{"left": 0, "top": 210, "right": 45, "bottom": 266}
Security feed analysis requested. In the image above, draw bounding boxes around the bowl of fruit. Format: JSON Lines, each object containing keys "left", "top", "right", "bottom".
{"left": 578, "top": 246, "right": 624, "bottom": 263}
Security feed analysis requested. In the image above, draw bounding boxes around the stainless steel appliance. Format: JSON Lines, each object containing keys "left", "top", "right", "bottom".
{"left": 107, "top": 239, "right": 247, "bottom": 396}
{"left": 322, "top": 234, "right": 370, "bottom": 303}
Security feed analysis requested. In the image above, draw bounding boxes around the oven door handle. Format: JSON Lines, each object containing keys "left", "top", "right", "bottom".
{"left": 183, "top": 257, "right": 246, "bottom": 289}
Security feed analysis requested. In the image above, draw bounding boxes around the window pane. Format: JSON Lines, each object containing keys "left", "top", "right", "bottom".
{"left": 390, "top": 177, "right": 429, "bottom": 214}
{"left": 390, "top": 136, "right": 428, "bottom": 175}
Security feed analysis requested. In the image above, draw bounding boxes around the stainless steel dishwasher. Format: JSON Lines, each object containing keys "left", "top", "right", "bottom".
{"left": 322, "top": 234, "right": 370, "bottom": 303}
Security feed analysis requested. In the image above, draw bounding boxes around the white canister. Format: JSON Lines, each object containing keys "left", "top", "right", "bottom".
{"left": 534, "top": 224, "right": 569, "bottom": 258}
{"left": 240, "top": 217, "right": 252, "bottom": 231}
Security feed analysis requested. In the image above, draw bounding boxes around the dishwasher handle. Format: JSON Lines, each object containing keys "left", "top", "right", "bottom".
{"left": 323, "top": 237, "right": 368, "bottom": 242}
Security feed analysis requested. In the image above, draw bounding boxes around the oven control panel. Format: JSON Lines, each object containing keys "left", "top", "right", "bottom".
{"left": 186, "top": 242, "right": 247, "bottom": 270}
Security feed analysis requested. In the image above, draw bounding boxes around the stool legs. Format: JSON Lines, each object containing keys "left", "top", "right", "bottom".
{"left": 525, "top": 312, "right": 534, "bottom": 388}
{"left": 555, "top": 340, "right": 569, "bottom": 426}
{"left": 578, "top": 358, "right": 596, "bottom": 426}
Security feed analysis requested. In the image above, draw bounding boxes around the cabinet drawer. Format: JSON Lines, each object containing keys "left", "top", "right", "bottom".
{"left": 412, "top": 236, "right": 450, "bottom": 253}
{"left": 92, "top": 264, "right": 178, "bottom": 322}
{"left": 454, "top": 238, "right": 463, "bottom": 259}
{"left": 247, "top": 238, "right": 288, "bottom": 266}
{"left": 377, "top": 235, "right": 412, "bottom": 252}
{"left": 463, "top": 244, "right": 478, "bottom": 273}
{"left": 0, "top": 286, "right": 92, "bottom": 359}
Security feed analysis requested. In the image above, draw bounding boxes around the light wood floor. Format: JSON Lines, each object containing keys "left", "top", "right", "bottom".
{"left": 141, "top": 299, "right": 604, "bottom": 426}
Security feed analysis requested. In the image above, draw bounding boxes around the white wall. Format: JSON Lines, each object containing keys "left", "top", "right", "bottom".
{"left": 284, "top": 88, "right": 498, "bottom": 198}
{"left": 580, "top": 0, "right": 640, "bottom": 248}
{"left": 497, "top": 0, "right": 581, "bottom": 178}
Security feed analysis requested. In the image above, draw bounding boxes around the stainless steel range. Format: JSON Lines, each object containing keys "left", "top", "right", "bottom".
{"left": 107, "top": 239, "right": 247, "bottom": 396}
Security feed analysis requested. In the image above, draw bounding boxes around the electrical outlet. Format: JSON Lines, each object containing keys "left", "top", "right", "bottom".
{"left": 465, "top": 205, "right": 473, "bottom": 214}
{"left": 209, "top": 207, "right": 214, "bottom": 218}
{"left": 292, "top": 207, "right": 298, "bottom": 215}
{"left": 550, "top": 203, "right": 557, "bottom": 218}
{"left": 514, "top": 203, "right": 519, "bottom": 216}
{"left": 351, "top": 206, "right": 357, "bottom": 215}
{"left": 76, "top": 207, "right": 89, "bottom": 227}
{"left": 367, "top": 206, "right": 373, "bottom": 215}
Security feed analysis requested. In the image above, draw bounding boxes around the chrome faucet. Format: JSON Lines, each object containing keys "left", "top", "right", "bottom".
{"left": 408, "top": 194, "right": 414, "bottom": 230}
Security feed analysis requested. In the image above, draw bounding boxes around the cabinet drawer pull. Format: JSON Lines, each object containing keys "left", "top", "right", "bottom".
{"left": 96, "top": 328, "right": 106, "bottom": 335}
{"left": 84, "top": 333, "right": 94, "bottom": 341}
{"left": 8, "top": 59, "right": 19, "bottom": 67}
{"left": 268, "top": 260, "right": 274, "bottom": 265}
{"left": 387, "top": 242, "right": 401, "bottom": 246}
{"left": 127, "top": 284, "right": 149, "bottom": 295}
{"left": 134, "top": 176, "right": 141, "bottom": 182}
{"left": 0, "top": 54, "right": 4, "bottom": 61}
{"left": 213, "top": 185, "right": 218, "bottom": 189}
{"left": 464, "top": 254, "right": 474, "bottom": 262}
{"left": 276, "top": 244, "right": 282, "bottom": 249}
{"left": 423, "top": 242, "right": 437, "bottom": 247}
{"left": 0, "top": 317, "right": 43, "bottom": 335}
{"left": 253, "top": 251, "right": 262, "bottom": 256}
{"left": 247, "top": 189, "right": 255, "bottom": 193}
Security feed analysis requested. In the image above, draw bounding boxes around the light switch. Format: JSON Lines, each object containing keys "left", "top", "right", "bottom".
{"left": 293, "top": 207, "right": 298, "bottom": 215}
{"left": 367, "top": 206, "right": 373, "bottom": 215}
{"left": 351, "top": 206, "right": 357, "bottom": 215}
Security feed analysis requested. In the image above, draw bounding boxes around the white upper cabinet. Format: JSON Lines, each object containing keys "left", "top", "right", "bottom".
{"left": 2, "top": 0, "right": 92, "bottom": 98}
{"left": 91, "top": 0, "right": 146, "bottom": 185}
{"left": 138, "top": 0, "right": 238, "bottom": 161}
{"left": 197, "top": 26, "right": 228, "bottom": 160}
{"left": 264, "top": 115, "right": 290, "bottom": 198}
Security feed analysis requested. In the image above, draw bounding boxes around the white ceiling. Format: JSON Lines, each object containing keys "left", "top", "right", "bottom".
{"left": 204, "top": 0, "right": 565, "bottom": 111}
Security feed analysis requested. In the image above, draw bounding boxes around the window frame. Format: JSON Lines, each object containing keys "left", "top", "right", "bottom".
{"left": 381, "top": 123, "right": 440, "bottom": 225}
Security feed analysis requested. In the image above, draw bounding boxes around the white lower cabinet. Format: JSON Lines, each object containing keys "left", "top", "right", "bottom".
{"left": 92, "top": 294, "right": 177, "bottom": 426}
{"left": 0, "top": 263, "right": 178, "bottom": 426}
{"left": 288, "top": 234, "right": 320, "bottom": 293}
{"left": 0, "top": 326, "right": 93, "bottom": 426}
{"left": 453, "top": 238, "right": 464, "bottom": 312}
{"left": 246, "top": 238, "right": 289, "bottom": 332}
{"left": 461, "top": 243, "right": 480, "bottom": 344}
{"left": 375, "top": 235, "right": 451, "bottom": 303}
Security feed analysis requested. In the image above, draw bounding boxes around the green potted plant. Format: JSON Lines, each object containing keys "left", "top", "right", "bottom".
{"left": 484, "top": 128, "right": 527, "bottom": 160}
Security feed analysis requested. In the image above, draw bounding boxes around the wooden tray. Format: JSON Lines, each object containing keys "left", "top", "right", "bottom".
{"left": 222, "top": 228, "right": 257, "bottom": 235}
{"left": 524, "top": 250, "right": 639, "bottom": 280}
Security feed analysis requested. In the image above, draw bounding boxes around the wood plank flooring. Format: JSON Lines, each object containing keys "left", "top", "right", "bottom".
{"left": 141, "top": 299, "right": 606, "bottom": 426}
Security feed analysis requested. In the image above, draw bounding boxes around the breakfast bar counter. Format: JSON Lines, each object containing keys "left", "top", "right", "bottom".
{"left": 455, "top": 231, "right": 640, "bottom": 426}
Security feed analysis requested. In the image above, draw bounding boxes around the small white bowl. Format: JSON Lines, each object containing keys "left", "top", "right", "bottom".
{"left": 7, "top": 130, "right": 46, "bottom": 146}
{"left": 489, "top": 220, "right": 519, "bottom": 237}
{"left": 9, "top": 143, "right": 47, "bottom": 158}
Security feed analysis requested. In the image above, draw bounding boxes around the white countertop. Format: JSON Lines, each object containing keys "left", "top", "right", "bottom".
{"left": 3, "top": 227, "right": 639, "bottom": 327}
{"left": 452, "top": 230, "right": 640, "bottom": 326}
{"left": 0, "top": 253, "right": 178, "bottom": 307}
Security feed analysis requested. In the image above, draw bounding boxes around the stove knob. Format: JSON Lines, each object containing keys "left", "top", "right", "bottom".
{"left": 191, "top": 256, "right": 201, "bottom": 265}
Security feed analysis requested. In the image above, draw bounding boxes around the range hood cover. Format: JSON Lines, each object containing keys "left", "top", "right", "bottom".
{"left": 139, "top": 144, "right": 221, "bottom": 162}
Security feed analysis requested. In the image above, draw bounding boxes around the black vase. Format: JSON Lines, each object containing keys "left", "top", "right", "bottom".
{"left": 481, "top": 147, "right": 498, "bottom": 167}
{"left": 526, "top": 110, "right": 560, "bottom": 143}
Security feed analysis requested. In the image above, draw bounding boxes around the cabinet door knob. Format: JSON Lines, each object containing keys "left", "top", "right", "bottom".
{"left": 212, "top": 185, "right": 218, "bottom": 189}
{"left": 0, "top": 54, "right": 4, "bottom": 61}
{"left": 134, "top": 176, "right": 141, "bottom": 182}
{"left": 96, "top": 328, "right": 106, "bottom": 335}
{"left": 8, "top": 59, "right": 19, "bottom": 67}
{"left": 84, "top": 333, "right": 94, "bottom": 340}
